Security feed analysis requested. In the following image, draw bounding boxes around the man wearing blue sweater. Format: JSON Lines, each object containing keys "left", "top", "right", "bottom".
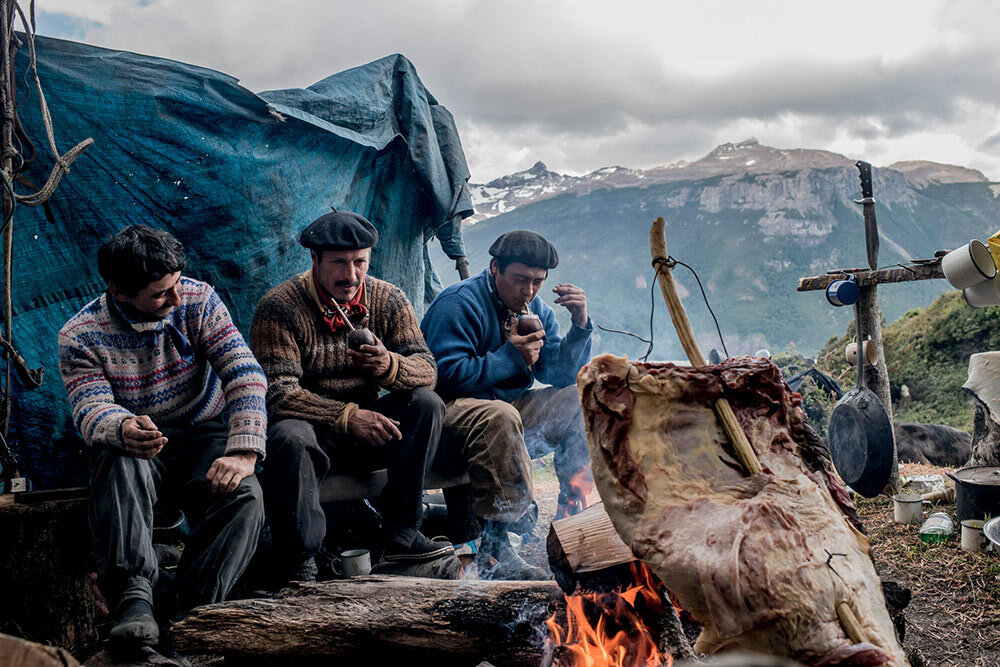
{"left": 421, "top": 230, "right": 593, "bottom": 579}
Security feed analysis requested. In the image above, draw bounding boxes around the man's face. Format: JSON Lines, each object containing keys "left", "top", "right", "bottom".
{"left": 112, "top": 271, "right": 182, "bottom": 320}
{"left": 313, "top": 248, "right": 370, "bottom": 302}
{"left": 491, "top": 260, "right": 548, "bottom": 312}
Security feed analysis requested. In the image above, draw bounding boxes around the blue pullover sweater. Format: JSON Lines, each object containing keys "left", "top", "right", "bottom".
{"left": 421, "top": 270, "right": 593, "bottom": 403}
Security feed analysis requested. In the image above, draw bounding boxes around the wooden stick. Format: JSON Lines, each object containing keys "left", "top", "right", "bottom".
{"left": 797, "top": 263, "right": 944, "bottom": 292}
{"left": 648, "top": 217, "right": 762, "bottom": 476}
{"left": 835, "top": 600, "right": 868, "bottom": 644}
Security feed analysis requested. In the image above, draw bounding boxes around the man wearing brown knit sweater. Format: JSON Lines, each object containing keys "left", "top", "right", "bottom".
{"left": 249, "top": 210, "right": 452, "bottom": 580}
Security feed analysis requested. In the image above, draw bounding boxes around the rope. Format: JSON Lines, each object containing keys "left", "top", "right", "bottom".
{"left": 654, "top": 255, "right": 730, "bottom": 358}
{"left": 0, "top": 0, "right": 89, "bottom": 445}
{"left": 6, "top": 12, "right": 92, "bottom": 207}
{"left": 596, "top": 253, "right": 729, "bottom": 362}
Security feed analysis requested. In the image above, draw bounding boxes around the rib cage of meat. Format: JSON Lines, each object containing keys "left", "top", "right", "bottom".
{"left": 577, "top": 354, "right": 908, "bottom": 666}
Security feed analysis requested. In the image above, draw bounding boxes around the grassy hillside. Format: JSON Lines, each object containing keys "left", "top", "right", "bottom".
{"left": 816, "top": 291, "right": 999, "bottom": 432}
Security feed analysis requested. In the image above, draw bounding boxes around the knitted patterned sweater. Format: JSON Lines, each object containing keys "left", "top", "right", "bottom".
{"left": 249, "top": 272, "right": 436, "bottom": 432}
{"left": 57, "top": 277, "right": 268, "bottom": 458}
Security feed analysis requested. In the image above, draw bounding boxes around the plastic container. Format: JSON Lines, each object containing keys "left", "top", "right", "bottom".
{"left": 919, "top": 512, "right": 954, "bottom": 543}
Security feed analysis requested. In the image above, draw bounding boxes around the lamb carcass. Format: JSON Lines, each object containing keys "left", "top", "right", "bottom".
{"left": 578, "top": 354, "right": 907, "bottom": 666}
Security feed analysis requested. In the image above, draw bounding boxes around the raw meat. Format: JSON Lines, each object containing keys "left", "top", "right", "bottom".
{"left": 578, "top": 354, "right": 908, "bottom": 666}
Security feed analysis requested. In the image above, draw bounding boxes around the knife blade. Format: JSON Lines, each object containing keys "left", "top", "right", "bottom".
{"left": 854, "top": 160, "right": 879, "bottom": 271}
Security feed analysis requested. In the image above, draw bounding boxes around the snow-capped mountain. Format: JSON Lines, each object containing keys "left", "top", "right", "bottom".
{"left": 468, "top": 139, "right": 987, "bottom": 222}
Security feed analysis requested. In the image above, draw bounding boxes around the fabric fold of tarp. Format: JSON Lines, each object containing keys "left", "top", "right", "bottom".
{"left": 964, "top": 352, "right": 1000, "bottom": 425}
{"left": 10, "top": 35, "right": 472, "bottom": 488}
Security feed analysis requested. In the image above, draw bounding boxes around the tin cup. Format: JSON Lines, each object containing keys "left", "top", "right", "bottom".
{"left": 893, "top": 494, "right": 923, "bottom": 525}
{"left": 825, "top": 275, "right": 859, "bottom": 307}
{"left": 332, "top": 548, "right": 372, "bottom": 578}
{"left": 845, "top": 336, "right": 878, "bottom": 366}
{"left": 960, "top": 519, "right": 991, "bottom": 553}
{"left": 963, "top": 274, "right": 1000, "bottom": 308}
{"left": 942, "top": 240, "right": 997, "bottom": 290}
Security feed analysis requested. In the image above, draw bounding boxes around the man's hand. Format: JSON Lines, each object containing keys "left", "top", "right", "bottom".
{"left": 553, "top": 284, "right": 588, "bottom": 328}
{"left": 348, "top": 409, "right": 402, "bottom": 446}
{"left": 121, "top": 415, "right": 168, "bottom": 459}
{"left": 507, "top": 322, "right": 546, "bottom": 368}
{"left": 347, "top": 334, "right": 392, "bottom": 377}
{"left": 206, "top": 451, "right": 257, "bottom": 494}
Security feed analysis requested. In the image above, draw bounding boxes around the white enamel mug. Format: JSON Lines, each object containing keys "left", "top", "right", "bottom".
{"left": 942, "top": 240, "right": 996, "bottom": 289}
{"left": 963, "top": 274, "right": 1000, "bottom": 308}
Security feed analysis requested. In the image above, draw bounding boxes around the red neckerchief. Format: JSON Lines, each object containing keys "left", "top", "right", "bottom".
{"left": 311, "top": 268, "right": 368, "bottom": 333}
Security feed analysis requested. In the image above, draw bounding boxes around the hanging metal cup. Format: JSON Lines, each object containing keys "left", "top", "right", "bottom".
{"left": 845, "top": 335, "right": 878, "bottom": 366}
{"left": 826, "top": 274, "right": 859, "bottom": 307}
{"left": 942, "top": 240, "right": 996, "bottom": 289}
{"left": 963, "top": 274, "right": 1000, "bottom": 308}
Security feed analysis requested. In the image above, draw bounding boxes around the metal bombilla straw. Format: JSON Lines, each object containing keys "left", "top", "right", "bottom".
{"left": 328, "top": 299, "right": 356, "bottom": 332}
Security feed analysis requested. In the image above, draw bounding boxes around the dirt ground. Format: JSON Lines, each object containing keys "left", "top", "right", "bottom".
{"left": 855, "top": 463, "right": 1000, "bottom": 666}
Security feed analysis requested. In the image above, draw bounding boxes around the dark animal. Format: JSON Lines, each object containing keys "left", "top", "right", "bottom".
{"left": 893, "top": 423, "right": 972, "bottom": 467}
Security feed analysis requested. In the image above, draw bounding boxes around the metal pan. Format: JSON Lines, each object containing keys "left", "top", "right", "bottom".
{"left": 828, "top": 303, "right": 894, "bottom": 497}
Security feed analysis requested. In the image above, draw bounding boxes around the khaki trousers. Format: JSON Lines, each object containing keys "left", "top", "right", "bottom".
{"left": 437, "top": 385, "right": 592, "bottom": 524}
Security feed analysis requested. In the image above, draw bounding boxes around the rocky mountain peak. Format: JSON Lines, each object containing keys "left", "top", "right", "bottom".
{"left": 467, "top": 141, "right": 994, "bottom": 223}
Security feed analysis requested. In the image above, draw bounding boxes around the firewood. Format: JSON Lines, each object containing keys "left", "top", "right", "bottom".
{"left": 546, "top": 503, "right": 633, "bottom": 593}
{"left": 170, "top": 576, "right": 562, "bottom": 666}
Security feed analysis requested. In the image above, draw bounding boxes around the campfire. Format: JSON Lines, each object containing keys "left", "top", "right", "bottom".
{"left": 544, "top": 561, "right": 670, "bottom": 667}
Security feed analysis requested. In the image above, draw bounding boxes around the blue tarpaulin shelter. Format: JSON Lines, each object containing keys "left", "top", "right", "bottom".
{"left": 8, "top": 34, "right": 472, "bottom": 489}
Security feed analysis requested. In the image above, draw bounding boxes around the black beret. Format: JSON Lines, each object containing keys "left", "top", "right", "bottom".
{"left": 488, "top": 230, "right": 558, "bottom": 269}
{"left": 299, "top": 209, "right": 379, "bottom": 250}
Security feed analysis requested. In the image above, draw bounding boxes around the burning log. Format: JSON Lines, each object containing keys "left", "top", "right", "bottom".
{"left": 169, "top": 575, "right": 561, "bottom": 665}
{"left": 546, "top": 506, "right": 698, "bottom": 664}
{"left": 546, "top": 503, "right": 634, "bottom": 593}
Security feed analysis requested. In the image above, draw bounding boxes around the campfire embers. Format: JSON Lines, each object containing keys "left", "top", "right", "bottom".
{"left": 543, "top": 562, "right": 670, "bottom": 667}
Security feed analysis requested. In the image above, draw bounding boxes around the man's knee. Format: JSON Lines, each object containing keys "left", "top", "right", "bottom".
{"left": 408, "top": 386, "right": 446, "bottom": 421}
{"left": 90, "top": 446, "right": 153, "bottom": 486}
{"left": 479, "top": 400, "right": 522, "bottom": 433}
{"left": 267, "top": 419, "right": 320, "bottom": 460}
{"left": 227, "top": 475, "right": 265, "bottom": 526}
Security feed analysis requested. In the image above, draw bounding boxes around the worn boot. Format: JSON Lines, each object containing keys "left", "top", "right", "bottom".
{"left": 291, "top": 556, "right": 319, "bottom": 582}
{"left": 479, "top": 520, "right": 548, "bottom": 580}
{"left": 109, "top": 598, "right": 159, "bottom": 649}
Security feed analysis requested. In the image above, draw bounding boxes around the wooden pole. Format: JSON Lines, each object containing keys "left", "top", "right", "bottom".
{"left": 858, "top": 285, "right": 900, "bottom": 492}
{"left": 797, "top": 262, "right": 944, "bottom": 291}
{"left": 649, "top": 217, "right": 762, "bottom": 476}
{"left": 835, "top": 601, "right": 868, "bottom": 644}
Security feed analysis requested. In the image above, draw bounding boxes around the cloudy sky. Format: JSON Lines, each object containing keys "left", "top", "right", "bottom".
{"left": 32, "top": 0, "right": 1000, "bottom": 182}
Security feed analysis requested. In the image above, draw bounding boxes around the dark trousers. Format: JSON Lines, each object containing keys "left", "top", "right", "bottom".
{"left": 262, "top": 387, "right": 444, "bottom": 569}
{"left": 88, "top": 417, "right": 264, "bottom": 614}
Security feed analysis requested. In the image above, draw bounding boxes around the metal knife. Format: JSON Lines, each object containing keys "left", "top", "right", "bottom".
{"left": 854, "top": 160, "right": 879, "bottom": 271}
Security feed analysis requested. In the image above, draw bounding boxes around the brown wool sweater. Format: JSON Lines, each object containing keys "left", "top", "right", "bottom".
{"left": 249, "top": 273, "right": 436, "bottom": 432}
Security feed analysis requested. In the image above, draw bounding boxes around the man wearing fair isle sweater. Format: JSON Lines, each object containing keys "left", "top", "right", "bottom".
{"left": 58, "top": 226, "right": 266, "bottom": 650}
{"left": 250, "top": 210, "right": 452, "bottom": 582}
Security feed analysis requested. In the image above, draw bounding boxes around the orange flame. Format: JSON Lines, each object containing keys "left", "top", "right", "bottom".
{"left": 557, "top": 467, "right": 598, "bottom": 519}
{"left": 545, "top": 562, "right": 671, "bottom": 667}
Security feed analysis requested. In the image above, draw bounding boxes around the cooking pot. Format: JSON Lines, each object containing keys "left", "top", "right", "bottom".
{"left": 947, "top": 466, "right": 1000, "bottom": 523}
{"left": 828, "top": 303, "right": 893, "bottom": 498}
